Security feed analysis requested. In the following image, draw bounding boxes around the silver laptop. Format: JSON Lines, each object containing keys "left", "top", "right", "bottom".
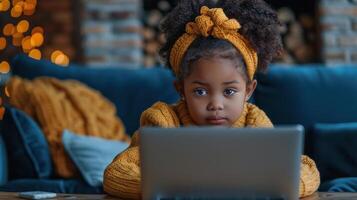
{"left": 140, "top": 126, "right": 304, "bottom": 200}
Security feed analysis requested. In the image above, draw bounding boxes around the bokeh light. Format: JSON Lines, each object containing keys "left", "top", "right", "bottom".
{"left": 0, "top": 106, "right": 4, "bottom": 120}
{"left": 28, "top": 48, "right": 41, "bottom": 60}
{"left": 0, "top": 37, "right": 6, "bottom": 50}
{"left": 0, "top": 61, "right": 10, "bottom": 73}
{"left": 31, "top": 26, "right": 43, "bottom": 34}
{"left": 0, "top": 0, "right": 11, "bottom": 12}
{"left": 1, "top": 0, "right": 70, "bottom": 119}
{"left": 51, "top": 50, "right": 69, "bottom": 67}
{"left": 3, "top": 23, "right": 15, "bottom": 36}
{"left": 16, "top": 19, "right": 29, "bottom": 33}
{"left": 30, "top": 32, "right": 43, "bottom": 47}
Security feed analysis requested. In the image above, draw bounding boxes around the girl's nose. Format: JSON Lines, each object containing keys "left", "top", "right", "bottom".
{"left": 207, "top": 97, "right": 224, "bottom": 111}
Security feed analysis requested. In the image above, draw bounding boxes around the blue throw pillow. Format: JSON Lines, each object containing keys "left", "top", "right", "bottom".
{"left": 10, "top": 54, "right": 179, "bottom": 135}
{"left": 0, "top": 135, "right": 7, "bottom": 186}
{"left": 311, "top": 123, "right": 357, "bottom": 182}
{"left": 1, "top": 106, "right": 52, "bottom": 179}
{"left": 62, "top": 130, "right": 129, "bottom": 187}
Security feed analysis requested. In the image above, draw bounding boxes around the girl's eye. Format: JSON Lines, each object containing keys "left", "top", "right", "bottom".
{"left": 224, "top": 88, "right": 237, "bottom": 96}
{"left": 194, "top": 88, "right": 208, "bottom": 96}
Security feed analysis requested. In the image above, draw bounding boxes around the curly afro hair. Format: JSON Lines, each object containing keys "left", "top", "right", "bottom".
{"left": 159, "top": 0, "right": 283, "bottom": 81}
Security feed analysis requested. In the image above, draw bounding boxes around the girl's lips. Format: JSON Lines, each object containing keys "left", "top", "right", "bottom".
{"left": 206, "top": 116, "right": 227, "bottom": 125}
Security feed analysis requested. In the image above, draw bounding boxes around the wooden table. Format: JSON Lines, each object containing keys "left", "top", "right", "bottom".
{"left": 302, "top": 192, "right": 357, "bottom": 200}
{"left": 1, "top": 192, "right": 357, "bottom": 199}
{"left": 0, "top": 192, "right": 118, "bottom": 200}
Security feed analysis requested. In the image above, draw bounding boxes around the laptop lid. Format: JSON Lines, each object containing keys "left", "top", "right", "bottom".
{"left": 140, "top": 126, "right": 304, "bottom": 200}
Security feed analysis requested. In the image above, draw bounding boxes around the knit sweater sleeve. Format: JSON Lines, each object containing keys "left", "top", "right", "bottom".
{"left": 299, "top": 155, "right": 320, "bottom": 198}
{"left": 103, "top": 102, "right": 178, "bottom": 199}
{"left": 103, "top": 146, "right": 141, "bottom": 199}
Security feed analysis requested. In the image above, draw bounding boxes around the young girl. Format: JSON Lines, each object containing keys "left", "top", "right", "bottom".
{"left": 103, "top": 0, "right": 320, "bottom": 199}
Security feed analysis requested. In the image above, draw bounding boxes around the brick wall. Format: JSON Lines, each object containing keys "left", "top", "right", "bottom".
{"left": 21, "top": 0, "right": 143, "bottom": 68}
{"left": 81, "top": 0, "right": 143, "bottom": 68}
{"left": 31, "top": 0, "right": 78, "bottom": 62}
{"left": 320, "top": 0, "right": 357, "bottom": 64}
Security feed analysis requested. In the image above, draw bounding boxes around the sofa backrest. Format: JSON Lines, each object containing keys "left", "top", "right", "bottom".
{"left": 11, "top": 55, "right": 357, "bottom": 137}
{"left": 7, "top": 56, "right": 357, "bottom": 182}
{"left": 255, "top": 65, "right": 357, "bottom": 126}
{"left": 10, "top": 54, "right": 180, "bottom": 136}
{"left": 255, "top": 64, "right": 357, "bottom": 154}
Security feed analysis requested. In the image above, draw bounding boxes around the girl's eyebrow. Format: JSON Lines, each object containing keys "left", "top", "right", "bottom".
{"left": 192, "top": 81, "right": 208, "bottom": 85}
{"left": 192, "top": 80, "right": 239, "bottom": 85}
{"left": 223, "top": 80, "right": 240, "bottom": 85}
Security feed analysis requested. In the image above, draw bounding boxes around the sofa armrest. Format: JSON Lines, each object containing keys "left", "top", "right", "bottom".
{"left": 311, "top": 123, "right": 357, "bottom": 182}
{"left": 0, "top": 135, "right": 8, "bottom": 186}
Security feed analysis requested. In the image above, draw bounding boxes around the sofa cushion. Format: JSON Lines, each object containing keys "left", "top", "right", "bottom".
{"left": 311, "top": 123, "right": 357, "bottom": 182}
{"left": 320, "top": 177, "right": 357, "bottom": 192}
{"left": 255, "top": 65, "right": 357, "bottom": 127}
{"left": 1, "top": 106, "right": 52, "bottom": 179}
{"left": 62, "top": 130, "right": 129, "bottom": 187}
{"left": 10, "top": 54, "right": 179, "bottom": 135}
{"left": 0, "top": 179, "right": 103, "bottom": 194}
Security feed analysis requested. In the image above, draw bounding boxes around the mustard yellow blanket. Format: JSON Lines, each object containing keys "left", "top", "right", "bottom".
{"left": 104, "top": 101, "right": 320, "bottom": 199}
{"left": 7, "top": 76, "right": 130, "bottom": 178}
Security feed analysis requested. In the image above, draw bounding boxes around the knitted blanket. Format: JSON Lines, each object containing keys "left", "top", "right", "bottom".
{"left": 7, "top": 76, "right": 130, "bottom": 178}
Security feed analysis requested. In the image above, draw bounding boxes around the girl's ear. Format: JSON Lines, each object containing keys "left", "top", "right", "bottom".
{"left": 245, "top": 79, "right": 257, "bottom": 101}
{"left": 174, "top": 80, "right": 184, "bottom": 98}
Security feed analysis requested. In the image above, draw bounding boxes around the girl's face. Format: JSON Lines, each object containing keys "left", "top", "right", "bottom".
{"left": 177, "top": 57, "right": 257, "bottom": 126}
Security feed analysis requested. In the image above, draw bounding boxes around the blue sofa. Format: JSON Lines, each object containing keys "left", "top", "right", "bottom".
{"left": 0, "top": 54, "right": 357, "bottom": 193}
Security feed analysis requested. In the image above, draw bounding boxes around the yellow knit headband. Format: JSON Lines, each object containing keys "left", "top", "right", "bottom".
{"left": 169, "top": 6, "right": 258, "bottom": 80}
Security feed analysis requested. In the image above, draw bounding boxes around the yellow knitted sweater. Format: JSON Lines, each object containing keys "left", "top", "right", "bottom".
{"left": 103, "top": 101, "right": 320, "bottom": 199}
